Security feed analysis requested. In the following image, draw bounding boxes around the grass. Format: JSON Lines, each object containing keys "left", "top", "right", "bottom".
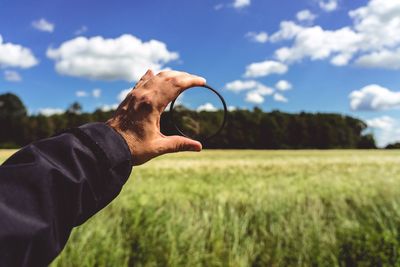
{"left": 0, "top": 150, "right": 16, "bottom": 162}
{"left": 2, "top": 150, "right": 400, "bottom": 266}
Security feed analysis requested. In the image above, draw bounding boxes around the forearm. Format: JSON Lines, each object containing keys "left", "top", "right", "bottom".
{"left": 0, "top": 69, "right": 204, "bottom": 266}
{"left": 0, "top": 123, "right": 132, "bottom": 266}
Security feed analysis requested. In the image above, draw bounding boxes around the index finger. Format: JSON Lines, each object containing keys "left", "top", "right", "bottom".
{"left": 157, "top": 72, "right": 207, "bottom": 104}
{"left": 175, "top": 74, "right": 207, "bottom": 91}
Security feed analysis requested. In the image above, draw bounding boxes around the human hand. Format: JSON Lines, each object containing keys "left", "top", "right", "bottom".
{"left": 107, "top": 70, "right": 206, "bottom": 166}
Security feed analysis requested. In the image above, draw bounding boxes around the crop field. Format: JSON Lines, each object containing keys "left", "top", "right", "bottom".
{"left": 2, "top": 149, "right": 400, "bottom": 266}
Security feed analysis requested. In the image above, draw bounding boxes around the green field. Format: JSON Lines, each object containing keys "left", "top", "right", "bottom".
{"left": 2, "top": 150, "right": 400, "bottom": 266}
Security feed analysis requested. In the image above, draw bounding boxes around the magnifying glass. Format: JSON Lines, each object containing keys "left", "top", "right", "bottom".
{"left": 169, "top": 84, "right": 228, "bottom": 142}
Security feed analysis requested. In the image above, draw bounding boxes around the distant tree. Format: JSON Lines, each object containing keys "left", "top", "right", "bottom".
{"left": 31, "top": 115, "right": 55, "bottom": 141}
{"left": 357, "top": 134, "right": 377, "bottom": 149}
{"left": 0, "top": 93, "right": 28, "bottom": 146}
{"left": 0, "top": 93, "right": 378, "bottom": 149}
{"left": 65, "top": 102, "right": 92, "bottom": 128}
{"left": 93, "top": 108, "right": 114, "bottom": 122}
{"left": 67, "top": 102, "right": 82, "bottom": 114}
{"left": 385, "top": 142, "right": 400, "bottom": 149}
{"left": 260, "top": 115, "right": 281, "bottom": 149}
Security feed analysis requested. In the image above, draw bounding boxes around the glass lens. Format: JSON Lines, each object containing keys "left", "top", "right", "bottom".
{"left": 170, "top": 86, "right": 225, "bottom": 141}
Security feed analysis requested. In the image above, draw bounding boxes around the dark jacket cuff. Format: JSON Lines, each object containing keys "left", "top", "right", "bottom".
{"left": 78, "top": 122, "right": 133, "bottom": 185}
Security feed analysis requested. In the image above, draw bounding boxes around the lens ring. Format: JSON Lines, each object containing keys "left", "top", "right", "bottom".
{"left": 169, "top": 84, "right": 228, "bottom": 142}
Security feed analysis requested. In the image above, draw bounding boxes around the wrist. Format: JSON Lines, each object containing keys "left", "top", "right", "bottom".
{"left": 106, "top": 119, "right": 137, "bottom": 160}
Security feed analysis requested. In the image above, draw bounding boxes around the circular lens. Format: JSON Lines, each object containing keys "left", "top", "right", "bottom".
{"left": 169, "top": 85, "right": 227, "bottom": 141}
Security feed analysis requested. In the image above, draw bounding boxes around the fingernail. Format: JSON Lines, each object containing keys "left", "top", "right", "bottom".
{"left": 194, "top": 146, "right": 202, "bottom": 152}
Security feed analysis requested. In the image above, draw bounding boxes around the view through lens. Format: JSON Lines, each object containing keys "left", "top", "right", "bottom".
{"left": 170, "top": 86, "right": 226, "bottom": 141}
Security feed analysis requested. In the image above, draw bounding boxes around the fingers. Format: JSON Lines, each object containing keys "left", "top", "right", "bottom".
{"left": 117, "top": 69, "right": 154, "bottom": 106}
{"left": 116, "top": 69, "right": 155, "bottom": 109}
{"left": 157, "top": 70, "right": 206, "bottom": 89}
{"left": 140, "top": 69, "right": 155, "bottom": 83}
{"left": 153, "top": 71, "right": 206, "bottom": 110}
{"left": 126, "top": 69, "right": 207, "bottom": 113}
{"left": 135, "top": 69, "right": 155, "bottom": 88}
{"left": 156, "top": 136, "right": 202, "bottom": 155}
{"left": 177, "top": 75, "right": 207, "bottom": 90}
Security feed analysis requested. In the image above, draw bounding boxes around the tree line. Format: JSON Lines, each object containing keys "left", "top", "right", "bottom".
{"left": 0, "top": 92, "right": 378, "bottom": 149}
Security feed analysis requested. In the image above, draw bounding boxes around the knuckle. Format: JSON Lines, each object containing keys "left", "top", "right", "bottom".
{"left": 139, "top": 94, "right": 154, "bottom": 107}
{"left": 158, "top": 71, "right": 169, "bottom": 77}
{"left": 132, "top": 91, "right": 155, "bottom": 111}
{"left": 169, "top": 77, "right": 180, "bottom": 86}
{"left": 156, "top": 144, "right": 168, "bottom": 154}
{"left": 130, "top": 91, "right": 140, "bottom": 102}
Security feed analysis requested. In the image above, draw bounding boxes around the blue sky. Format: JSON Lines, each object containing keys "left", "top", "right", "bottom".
{"left": 1, "top": 0, "right": 400, "bottom": 146}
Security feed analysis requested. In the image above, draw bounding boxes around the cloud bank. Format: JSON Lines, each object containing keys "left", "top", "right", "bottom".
{"left": 47, "top": 34, "right": 179, "bottom": 81}
{"left": 267, "top": 0, "right": 400, "bottom": 69}
{"left": 349, "top": 84, "right": 400, "bottom": 111}
{"left": 0, "top": 35, "right": 38, "bottom": 69}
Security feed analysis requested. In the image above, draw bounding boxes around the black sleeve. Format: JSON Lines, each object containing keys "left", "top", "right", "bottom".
{"left": 0, "top": 122, "right": 132, "bottom": 267}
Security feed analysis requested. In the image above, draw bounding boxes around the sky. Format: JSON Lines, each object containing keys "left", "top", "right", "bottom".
{"left": 1, "top": 0, "right": 400, "bottom": 146}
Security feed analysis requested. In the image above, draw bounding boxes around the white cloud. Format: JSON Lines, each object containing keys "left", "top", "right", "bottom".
{"left": 74, "top": 25, "right": 88, "bottom": 35}
{"left": 4, "top": 70, "right": 22, "bottom": 82}
{"left": 118, "top": 88, "right": 131, "bottom": 102}
{"left": 197, "top": 103, "right": 218, "bottom": 112}
{"left": 47, "top": 34, "right": 179, "bottom": 81}
{"left": 367, "top": 116, "right": 395, "bottom": 130}
{"left": 32, "top": 18, "right": 55, "bottom": 33}
{"left": 274, "top": 93, "right": 288, "bottom": 103}
{"left": 274, "top": 26, "right": 361, "bottom": 65}
{"left": 275, "top": 80, "right": 292, "bottom": 91}
{"left": 225, "top": 80, "right": 258, "bottom": 92}
{"left": 270, "top": 21, "right": 304, "bottom": 43}
{"left": 38, "top": 108, "right": 64, "bottom": 116}
{"left": 233, "top": 0, "right": 250, "bottom": 9}
{"left": 92, "top": 88, "right": 101, "bottom": 98}
{"left": 226, "top": 80, "right": 274, "bottom": 94}
{"left": 349, "top": 0, "right": 400, "bottom": 50}
{"left": 255, "top": 84, "right": 275, "bottom": 96}
{"left": 270, "top": 0, "right": 400, "bottom": 69}
{"left": 355, "top": 49, "right": 400, "bottom": 69}
{"left": 296, "top": 10, "right": 317, "bottom": 23}
{"left": 100, "top": 104, "right": 118, "bottom": 112}
{"left": 228, "top": 106, "right": 237, "bottom": 111}
{"left": 319, "top": 0, "right": 338, "bottom": 12}
{"left": 76, "top": 89, "right": 101, "bottom": 98}
{"left": 246, "top": 32, "right": 268, "bottom": 43}
{"left": 349, "top": 84, "right": 400, "bottom": 111}
{"left": 244, "top": 83, "right": 274, "bottom": 104}
{"left": 0, "top": 35, "right": 38, "bottom": 68}
{"left": 226, "top": 79, "right": 274, "bottom": 105}
{"left": 331, "top": 53, "right": 353, "bottom": 66}
{"left": 246, "top": 91, "right": 264, "bottom": 104}
{"left": 244, "top": 60, "right": 288, "bottom": 78}
{"left": 366, "top": 116, "right": 400, "bottom": 147}
{"left": 76, "top": 91, "right": 88, "bottom": 97}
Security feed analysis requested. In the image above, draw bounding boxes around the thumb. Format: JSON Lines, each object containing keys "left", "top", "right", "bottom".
{"left": 157, "top": 136, "right": 202, "bottom": 155}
